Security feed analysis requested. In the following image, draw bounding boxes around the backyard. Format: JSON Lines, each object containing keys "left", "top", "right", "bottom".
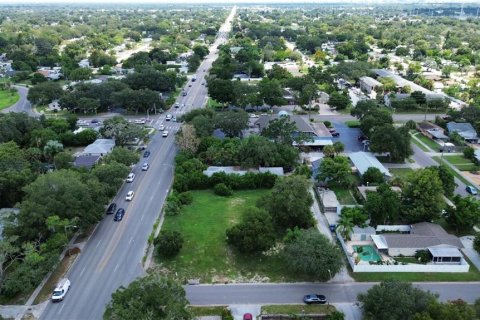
{"left": 389, "top": 168, "right": 415, "bottom": 180}
{"left": 0, "top": 88, "right": 19, "bottom": 110}
{"left": 157, "top": 190, "right": 318, "bottom": 283}
{"left": 330, "top": 186, "right": 357, "bottom": 205}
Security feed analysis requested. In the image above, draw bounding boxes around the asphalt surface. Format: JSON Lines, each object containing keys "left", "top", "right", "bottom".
{"left": 1, "top": 85, "right": 38, "bottom": 117}
{"left": 186, "top": 282, "right": 480, "bottom": 305}
{"left": 40, "top": 8, "right": 235, "bottom": 320}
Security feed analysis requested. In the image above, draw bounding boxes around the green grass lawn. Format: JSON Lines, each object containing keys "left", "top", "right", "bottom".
{"left": 330, "top": 187, "right": 357, "bottom": 205}
{"left": 207, "top": 98, "right": 223, "bottom": 110}
{"left": 389, "top": 168, "right": 415, "bottom": 180}
{"left": 410, "top": 134, "right": 430, "bottom": 152}
{"left": 189, "top": 306, "right": 229, "bottom": 317}
{"left": 0, "top": 89, "right": 20, "bottom": 110}
{"left": 157, "top": 190, "right": 319, "bottom": 283}
{"left": 413, "top": 132, "right": 440, "bottom": 151}
{"left": 443, "top": 155, "right": 478, "bottom": 171}
{"left": 344, "top": 120, "right": 360, "bottom": 128}
{"left": 261, "top": 304, "right": 336, "bottom": 315}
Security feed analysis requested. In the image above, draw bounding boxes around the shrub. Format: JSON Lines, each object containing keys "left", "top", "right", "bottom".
{"left": 164, "top": 200, "right": 181, "bottom": 216}
{"left": 214, "top": 183, "right": 233, "bottom": 196}
{"left": 155, "top": 230, "right": 184, "bottom": 258}
{"left": 415, "top": 249, "right": 430, "bottom": 263}
{"left": 405, "top": 120, "right": 417, "bottom": 130}
{"left": 221, "top": 308, "right": 234, "bottom": 320}
{"left": 177, "top": 191, "right": 193, "bottom": 205}
{"left": 323, "top": 121, "right": 332, "bottom": 128}
{"left": 362, "top": 167, "right": 384, "bottom": 185}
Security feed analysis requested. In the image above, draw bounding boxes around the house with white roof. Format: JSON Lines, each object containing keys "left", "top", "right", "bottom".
{"left": 82, "top": 139, "right": 115, "bottom": 157}
{"left": 348, "top": 151, "right": 392, "bottom": 179}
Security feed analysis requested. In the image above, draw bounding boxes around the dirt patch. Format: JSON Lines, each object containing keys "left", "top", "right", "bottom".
{"left": 463, "top": 172, "right": 480, "bottom": 186}
{"left": 33, "top": 251, "right": 79, "bottom": 304}
{"left": 229, "top": 197, "right": 245, "bottom": 207}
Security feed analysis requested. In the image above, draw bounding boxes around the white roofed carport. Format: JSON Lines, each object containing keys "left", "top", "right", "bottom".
{"left": 371, "top": 234, "right": 389, "bottom": 250}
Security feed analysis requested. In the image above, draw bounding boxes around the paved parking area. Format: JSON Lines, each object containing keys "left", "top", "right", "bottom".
{"left": 331, "top": 121, "right": 365, "bottom": 153}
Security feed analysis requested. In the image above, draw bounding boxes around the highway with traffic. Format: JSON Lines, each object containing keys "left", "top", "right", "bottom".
{"left": 40, "top": 7, "right": 236, "bottom": 320}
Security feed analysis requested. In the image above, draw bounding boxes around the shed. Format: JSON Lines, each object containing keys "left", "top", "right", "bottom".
{"left": 349, "top": 152, "right": 392, "bottom": 178}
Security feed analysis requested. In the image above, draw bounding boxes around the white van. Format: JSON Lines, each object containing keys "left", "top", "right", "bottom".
{"left": 52, "top": 278, "right": 70, "bottom": 302}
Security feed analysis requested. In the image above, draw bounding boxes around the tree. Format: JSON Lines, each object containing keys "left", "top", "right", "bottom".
{"left": 104, "top": 147, "right": 139, "bottom": 166}
{"left": 261, "top": 115, "right": 311, "bottom": 145}
{"left": 283, "top": 229, "right": 343, "bottom": 280}
{"left": 100, "top": 116, "right": 146, "bottom": 146}
{"left": 323, "top": 145, "right": 336, "bottom": 158}
{"left": 360, "top": 109, "right": 393, "bottom": 137}
{"left": 91, "top": 161, "right": 130, "bottom": 197}
{"left": 337, "top": 213, "right": 355, "bottom": 240}
{"left": 317, "top": 156, "right": 352, "bottom": 187}
{"left": 27, "top": 82, "right": 63, "bottom": 105}
{"left": 362, "top": 167, "right": 384, "bottom": 185}
{"left": 176, "top": 124, "right": 200, "bottom": 154}
{"left": 463, "top": 146, "right": 475, "bottom": 161}
{"left": 411, "top": 91, "right": 427, "bottom": 105}
{"left": 207, "top": 79, "right": 235, "bottom": 106}
{"left": 369, "top": 125, "right": 412, "bottom": 162}
{"left": 191, "top": 115, "right": 215, "bottom": 137}
{"left": 214, "top": 110, "right": 249, "bottom": 138}
{"left": 358, "top": 280, "right": 437, "bottom": 320}
{"left": 43, "top": 140, "right": 63, "bottom": 163}
{"left": 155, "top": 231, "right": 184, "bottom": 258}
{"left": 187, "top": 54, "right": 201, "bottom": 72}
{"left": 364, "top": 184, "right": 401, "bottom": 226}
{"left": 333, "top": 141, "right": 344, "bottom": 155}
{"left": 31, "top": 73, "right": 47, "bottom": 85}
{"left": 53, "top": 152, "right": 73, "bottom": 170}
{"left": 328, "top": 91, "right": 350, "bottom": 110}
{"left": 259, "top": 175, "right": 314, "bottom": 230}
{"left": 104, "top": 275, "right": 192, "bottom": 320}
{"left": 401, "top": 168, "right": 444, "bottom": 223}
{"left": 226, "top": 207, "right": 276, "bottom": 253}
{"left": 193, "top": 45, "right": 209, "bottom": 59}
{"left": 258, "top": 78, "right": 286, "bottom": 106}
{"left": 428, "top": 165, "right": 456, "bottom": 197}
{"left": 340, "top": 206, "right": 368, "bottom": 227}
{"left": 445, "top": 195, "right": 480, "bottom": 232}
{"left": 426, "top": 299, "right": 477, "bottom": 320}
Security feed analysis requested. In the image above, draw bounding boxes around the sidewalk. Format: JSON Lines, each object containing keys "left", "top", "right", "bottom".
{"left": 460, "top": 236, "right": 480, "bottom": 271}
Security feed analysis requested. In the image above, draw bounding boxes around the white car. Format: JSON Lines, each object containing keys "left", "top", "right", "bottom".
{"left": 142, "top": 163, "right": 149, "bottom": 171}
{"left": 172, "top": 116, "right": 177, "bottom": 122}
{"left": 174, "top": 102, "right": 180, "bottom": 108}
{"left": 162, "top": 130, "right": 169, "bottom": 137}
{"left": 159, "top": 124, "right": 165, "bottom": 131}
{"left": 134, "top": 119, "right": 146, "bottom": 124}
{"left": 126, "top": 173, "right": 135, "bottom": 183}
{"left": 166, "top": 114, "right": 172, "bottom": 121}
{"left": 52, "top": 278, "right": 70, "bottom": 302}
{"left": 125, "top": 191, "right": 135, "bottom": 201}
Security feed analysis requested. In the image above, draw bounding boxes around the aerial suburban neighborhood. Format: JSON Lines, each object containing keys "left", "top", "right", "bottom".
{"left": 0, "top": 1, "right": 480, "bottom": 320}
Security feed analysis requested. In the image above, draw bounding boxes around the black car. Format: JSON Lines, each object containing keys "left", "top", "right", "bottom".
{"left": 114, "top": 208, "right": 125, "bottom": 221}
{"left": 303, "top": 294, "right": 327, "bottom": 304}
{"left": 330, "top": 131, "right": 340, "bottom": 137}
{"left": 143, "top": 150, "right": 151, "bottom": 158}
{"left": 106, "top": 203, "right": 117, "bottom": 215}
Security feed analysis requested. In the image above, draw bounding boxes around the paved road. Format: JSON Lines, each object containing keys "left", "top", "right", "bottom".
{"left": 40, "top": 8, "right": 236, "bottom": 320}
{"left": 304, "top": 113, "right": 443, "bottom": 123}
{"left": 186, "top": 282, "right": 480, "bottom": 305}
{"left": 1, "top": 85, "right": 38, "bottom": 117}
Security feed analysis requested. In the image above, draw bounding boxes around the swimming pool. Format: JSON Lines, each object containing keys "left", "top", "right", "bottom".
{"left": 353, "top": 245, "right": 382, "bottom": 262}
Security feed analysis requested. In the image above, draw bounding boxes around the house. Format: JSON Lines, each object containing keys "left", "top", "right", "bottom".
{"left": 82, "top": 139, "right": 115, "bottom": 157}
{"left": 359, "top": 76, "right": 382, "bottom": 95}
{"left": 349, "top": 151, "right": 392, "bottom": 179}
{"left": 371, "top": 222, "right": 464, "bottom": 262}
{"left": 78, "top": 59, "right": 90, "bottom": 68}
{"left": 475, "top": 149, "right": 480, "bottom": 163}
{"left": 37, "top": 67, "right": 62, "bottom": 80}
{"left": 230, "top": 46, "right": 243, "bottom": 55}
{"left": 202, "top": 166, "right": 284, "bottom": 177}
{"left": 384, "top": 93, "right": 447, "bottom": 108}
{"left": 48, "top": 100, "right": 61, "bottom": 112}
{"left": 73, "top": 155, "right": 101, "bottom": 169}
{"left": 350, "top": 226, "right": 376, "bottom": 241}
{"left": 417, "top": 121, "right": 449, "bottom": 141}
{"left": 446, "top": 122, "right": 478, "bottom": 143}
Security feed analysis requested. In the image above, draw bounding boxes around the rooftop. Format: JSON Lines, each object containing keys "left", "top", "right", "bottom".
{"left": 446, "top": 121, "right": 478, "bottom": 140}
{"left": 349, "top": 151, "right": 392, "bottom": 177}
{"left": 360, "top": 76, "right": 382, "bottom": 87}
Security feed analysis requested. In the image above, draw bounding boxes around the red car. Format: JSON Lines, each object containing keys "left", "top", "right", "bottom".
{"left": 243, "top": 313, "right": 253, "bottom": 320}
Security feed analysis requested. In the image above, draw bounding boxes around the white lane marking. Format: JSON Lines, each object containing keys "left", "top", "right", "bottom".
{"left": 95, "top": 239, "right": 102, "bottom": 249}
{"left": 114, "top": 263, "right": 119, "bottom": 273}
{"left": 140, "top": 214, "right": 145, "bottom": 222}
{"left": 80, "top": 266, "right": 86, "bottom": 277}
{"left": 58, "top": 304, "right": 65, "bottom": 314}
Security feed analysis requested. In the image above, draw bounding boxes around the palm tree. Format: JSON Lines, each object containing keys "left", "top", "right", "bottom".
{"left": 337, "top": 214, "right": 354, "bottom": 241}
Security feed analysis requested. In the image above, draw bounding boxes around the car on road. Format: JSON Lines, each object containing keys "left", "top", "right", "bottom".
{"left": 106, "top": 203, "right": 117, "bottom": 215}
{"left": 76, "top": 120, "right": 89, "bottom": 127}
{"left": 172, "top": 116, "right": 177, "bottom": 122}
{"left": 182, "top": 91, "right": 187, "bottom": 96}
{"left": 125, "top": 191, "right": 135, "bottom": 201}
{"left": 201, "top": 82, "right": 205, "bottom": 85}
{"left": 142, "top": 163, "right": 149, "bottom": 171}
{"left": 303, "top": 294, "right": 327, "bottom": 304}
{"left": 174, "top": 102, "right": 180, "bottom": 108}
{"left": 114, "top": 208, "right": 126, "bottom": 221}
{"left": 181, "top": 103, "right": 185, "bottom": 108}
{"left": 188, "top": 84, "right": 192, "bottom": 87}
{"left": 51, "top": 278, "right": 70, "bottom": 302}
{"left": 143, "top": 150, "right": 151, "bottom": 157}
{"left": 329, "top": 129, "right": 340, "bottom": 137}
{"left": 162, "top": 130, "right": 169, "bottom": 137}
{"left": 166, "top": 114, "right": 172, "bottom": 121}
{"left": 159, "top": 124, "right": 165, "bottom": 131}
{"left": 243, "top": 313, "right": 253, "bottom": 320}
{"left": 126, "top": 173, "right": 135, "bottom": 183}
{"left": 134, "top": 119, "right": 146, "bottom": 124}
{"left": 466, "top": 185, "right": 478, "bottom": 195}
{"left": 90, "top": 119, "right": 100, "bottom": 124}
{"left": 249, "top": 114, "right": 259, "bottom": 118}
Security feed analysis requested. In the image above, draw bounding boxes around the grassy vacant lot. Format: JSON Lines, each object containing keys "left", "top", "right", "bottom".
{"left": 261, "top": 304, "right": 336, "bottom": 315}
{"left": 158, "top": 190, "right": 318, "bottom": 283}
{"left": 389, "top": 168, "right": 415, "bottom": 180}
{"left": 352, "top": 257, "right": 480, "bottom": 282}
{"left": 0, "top": 89, "right": 19, "bottom": 110}
{"left": 443, "top": 155, "right": 478, "bottom": 171}
{"left": 330, "top": 186, "right": 357, "bottom": 205}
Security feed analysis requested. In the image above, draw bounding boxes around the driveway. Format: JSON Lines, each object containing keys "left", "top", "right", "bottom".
{"left": 460, "top": 236, "right": 480, "bottom": 271}
{"left": 330, "top": 121, "right": 364, "bottom": 153}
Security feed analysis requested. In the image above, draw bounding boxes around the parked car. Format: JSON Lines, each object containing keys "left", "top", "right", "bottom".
{"left": 143, "top": 150, "right": 151, "bottom": 158}
{"left": 125, "top": 191, "right": 135, "bottom": 201}
{"left": 303, "top": 294, "right": 327, "bottom": 304}
{"left": 51, "top": 278, "right": 71, "bottom": 302}
{"left": 330, "top": 130, "right": 340, "bottom": 137}
{"left": 114, "top": 208, "right": 126, "bottom": 221}
{"left": 162, "top": 130, "right": 169, "bottom": 137}
{"left": 126, "top": 173, "right": 135, "bottom": 183}
{"left": 174, "top": 102, "right": 179, "bottom": 108}
{"left": 243, "top": 313, "right": 253, "bottom": 320}
{"left": 142, "top": 163, "right": 149, "bottom": 171}
{"left": 106, "top": 203, "right": 117, "bottom": 215}
{"left": 466, "top": 185, "right": 478, "bottom": 195}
